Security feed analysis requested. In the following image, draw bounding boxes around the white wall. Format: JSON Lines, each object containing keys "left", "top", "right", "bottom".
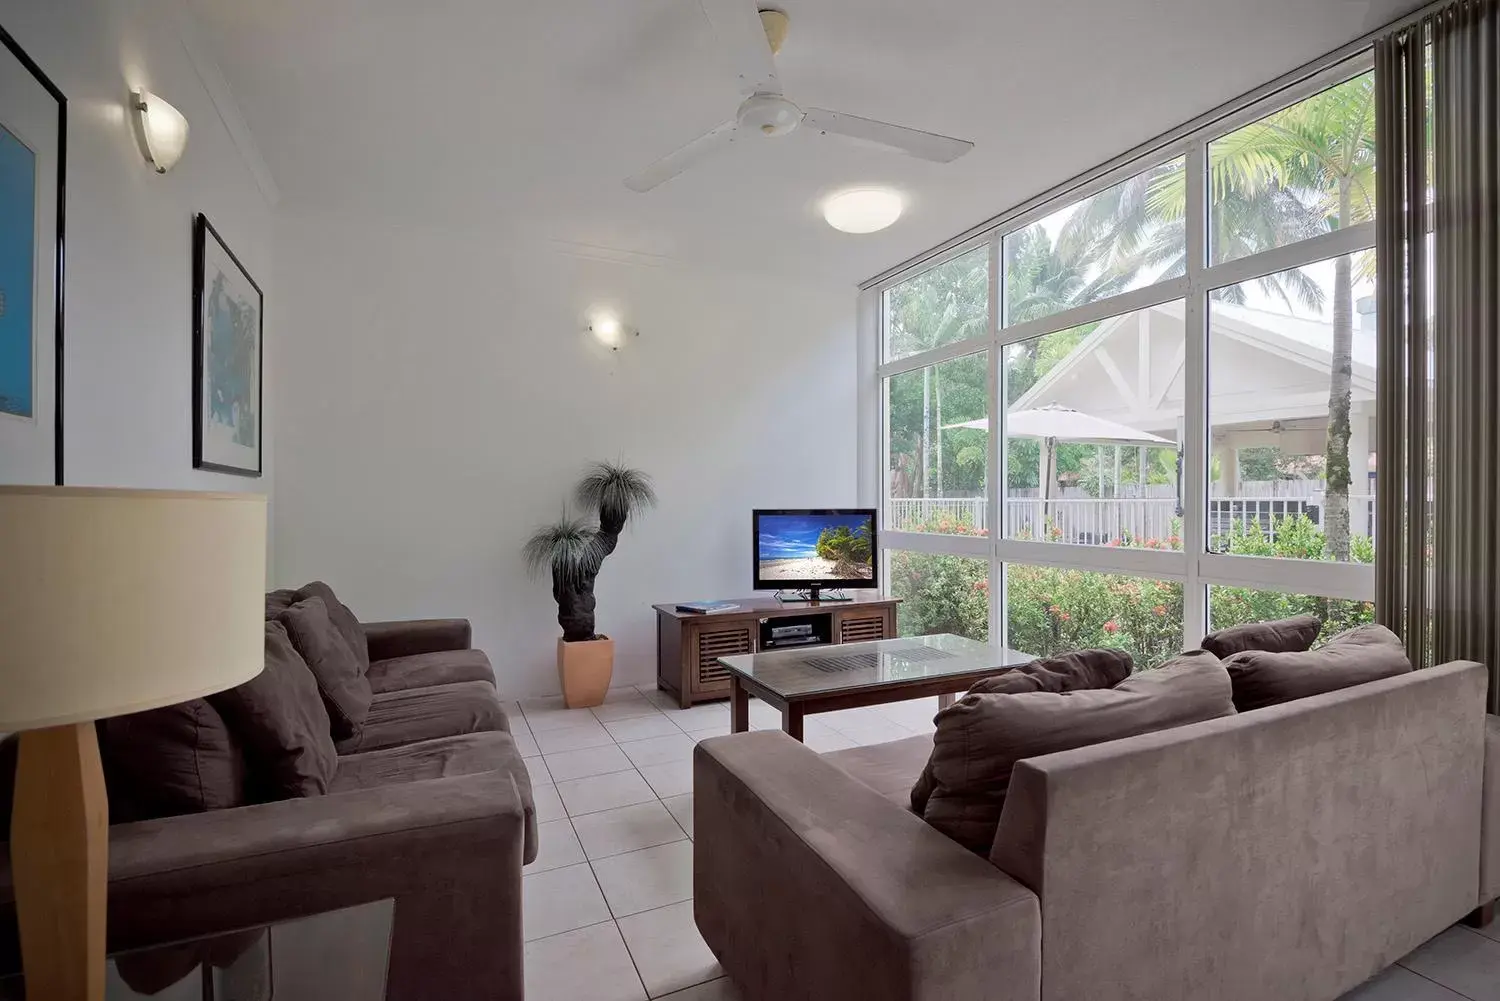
{"left": 0, "top": 0, "right": 274, "bottom": 493}
{"left": 273, "top": 213, "right": 857, "bottom": 697}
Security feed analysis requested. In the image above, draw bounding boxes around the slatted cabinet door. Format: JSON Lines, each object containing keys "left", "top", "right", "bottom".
{"left": 691, "top": 623, "right": 753, "bottom": 699}
{"left": 835, "top": 607, "right": 894, "bottom": 644}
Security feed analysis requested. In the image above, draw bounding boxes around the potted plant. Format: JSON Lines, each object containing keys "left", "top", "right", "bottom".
{"left": 525, "top": 462, "right": 656, "bottom": 708}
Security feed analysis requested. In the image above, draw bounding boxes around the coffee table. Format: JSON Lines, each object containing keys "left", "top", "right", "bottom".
{"left": 717, "top": 633, "right": 1034, "bottom": 740}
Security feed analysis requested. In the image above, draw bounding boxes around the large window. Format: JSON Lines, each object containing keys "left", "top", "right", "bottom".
{"left": 1002, "top": 305, "right": 1184, "bottom": 549}
{"left": 1208, "top": 253, "right": 1377, "bottom": 565}
{"left": 887, "top": 352, "right": 989, "bottom": 536}
{"left": 869, "top": 61, "right": 1379, "bottom": 658}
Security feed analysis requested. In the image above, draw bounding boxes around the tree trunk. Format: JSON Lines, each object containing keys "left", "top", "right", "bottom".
{"left": 1323, "top": 177, "right": 1354, "bottom": 561}
{"left": 554, "top": 572, "right": 598, "bottom": 642}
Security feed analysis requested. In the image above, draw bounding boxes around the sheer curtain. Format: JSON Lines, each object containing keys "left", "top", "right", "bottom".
{"left": 1376, "top": 0, "right": 1500, "bottom": 709}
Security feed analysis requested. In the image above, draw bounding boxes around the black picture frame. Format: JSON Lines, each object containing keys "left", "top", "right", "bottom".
{"left": 192, "top": 213, "right": 264, "bottom": 477}
{"left": 0, "top": 22, "right": 66, "bottom": 486}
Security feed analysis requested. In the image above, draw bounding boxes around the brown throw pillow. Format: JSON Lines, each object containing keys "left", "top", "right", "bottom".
{"left": 265, "top": 588, "right": 298, "bottom": 621}
{"left": 210, "top": 621, "right": 338, "bottom": 799}
{"left": 919, "top": 650, "right": 1235, "bottom": 855}
{"left": 97, "top": 700, "right": 247, "bottom": 823}
{"left": 967, "top": 648, "right": 1135, "bottom": 696}
{"left": 1200, "top": 615, "right": 1321, "bottom": 659}
{"left": 294, "top": 580, "right": 369, "bottom": 674}
{"left": 279, "top": 597, "right": 373, "bottom": 741}
{"left": 1224, "top": 623, "right": 1411, "bottom": 712}
{"left": 911, "top": 649, "right": 1134, "bottom": 814}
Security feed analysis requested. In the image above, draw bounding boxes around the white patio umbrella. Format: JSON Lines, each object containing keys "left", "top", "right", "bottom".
{"left": 945, "top": 405, "right": 1174, "bottom": 513}
{"left": 946, "top": 404, "right": 1173, "bottom": 446}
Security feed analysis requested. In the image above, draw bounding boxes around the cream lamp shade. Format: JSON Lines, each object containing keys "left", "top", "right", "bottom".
{"left": 0, "top": 487, "right": 267, "bottom": 732}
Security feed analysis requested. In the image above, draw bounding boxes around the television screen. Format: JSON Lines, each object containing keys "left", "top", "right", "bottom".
{"left": 753, "top": 509, "right": 877, "bottom": 588}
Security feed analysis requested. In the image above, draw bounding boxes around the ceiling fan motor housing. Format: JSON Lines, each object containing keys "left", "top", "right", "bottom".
{"left": 737, "top": 93, "right": 803, "bottom": 136}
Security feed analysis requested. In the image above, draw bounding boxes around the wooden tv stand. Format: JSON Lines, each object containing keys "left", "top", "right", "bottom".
{"left": 653, "top": 595, "right": 901, "bottom": 709}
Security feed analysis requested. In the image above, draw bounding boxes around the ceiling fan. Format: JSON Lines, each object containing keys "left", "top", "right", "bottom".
{"left": 624, "top": 2, "right": 975, "bottom": 192}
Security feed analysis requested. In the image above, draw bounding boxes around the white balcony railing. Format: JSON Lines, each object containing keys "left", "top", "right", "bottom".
{"left": 888, "top": 493, "right": 1376, "bottom": 546}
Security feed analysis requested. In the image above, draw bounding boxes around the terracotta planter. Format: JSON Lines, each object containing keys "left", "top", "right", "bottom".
{"left": 558, "top": 636, "right": 614, "bottom": 708}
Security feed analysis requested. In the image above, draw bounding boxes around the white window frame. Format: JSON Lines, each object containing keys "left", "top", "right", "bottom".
{"left": 861, "top": 52, "right": 1378, "bottom": 652}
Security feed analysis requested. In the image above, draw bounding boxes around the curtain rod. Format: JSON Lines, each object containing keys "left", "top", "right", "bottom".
{"left": 859, "top": 0, "right": 1450, "bottom": 292}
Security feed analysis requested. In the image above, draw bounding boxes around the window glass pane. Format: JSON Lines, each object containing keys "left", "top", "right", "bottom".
{"left": 1005, "top": 565, "right": 1183, "bottom": 668}
{"left": 890, "top": 551, "right": 989, "bottom": 642}
{"left": 1001, "top": 304, "right": 1183, "bottom": 548}
{"left": 884, "top": 246, "right": 989, "bottom": 362}
{"left": 1208, "top": 72, "right": 1376, "bottom": 266}
{"left": 1208, "top": 585, "right": 1375, "bottom": 645}
{"left": 1208, "top": 253, "right": 1376, "bottom": 564}
{"left": 887, "top": 352, "right": 989, "bottom": 537}
{"left": 1002, "top": 158, "right": 1184, "bottom": 328}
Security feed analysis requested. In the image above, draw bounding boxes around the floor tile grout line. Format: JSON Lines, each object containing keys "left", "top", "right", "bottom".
{"left": 1394, "top": 957, "right": 1479, "bottom": 1000}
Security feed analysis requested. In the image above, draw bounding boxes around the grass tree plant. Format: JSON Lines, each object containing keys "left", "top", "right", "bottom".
{"left": 525, "top": 463, "right": 655, "bottom": 705}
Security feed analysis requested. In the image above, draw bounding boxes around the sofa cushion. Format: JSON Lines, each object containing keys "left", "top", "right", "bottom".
{"left": 97, "top": 699, "right": 247, "bottom": 823}
{"left": 823, "top": 734, "right": 934, "bottom": 805}
{"left": 1224, "top": 623, "right": 1412, "bottom": 712}
{"left": 334, "top": 680, "right": 508, "bottom": 754}
{"left": 210, "top": 621, "right": 337, "bottom": 799}
{"left": 331, "top": 730, "right": 538, "bottom": 863}
{"left": 1201, "top": 615, "right": 1321, "bottom": 659}
{"left": 279, "top": 597, "right": 373, "bottom": 742}
{"left": 911, "top": 649, "right": 1134, "bottom": 816}
{"left": 294, "top": 580, "right": 370, "bottom": 673}
{"left": 919, "top": 650, "right": 1235, "bottom": 855}
{"left": 367, "top": 649, "right": 495, "bottom": 694}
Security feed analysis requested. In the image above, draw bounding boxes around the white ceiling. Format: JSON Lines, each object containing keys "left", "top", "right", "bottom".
{"left": 187, "top": 0, "right": 1417, "bottom": 286}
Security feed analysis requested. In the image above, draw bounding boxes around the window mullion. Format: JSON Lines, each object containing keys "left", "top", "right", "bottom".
{"left": 987, "top": 232, "right": 1004, "bottom": 645}
{"left": 1181, "top": 139, "right": 1209, "bottom": 650}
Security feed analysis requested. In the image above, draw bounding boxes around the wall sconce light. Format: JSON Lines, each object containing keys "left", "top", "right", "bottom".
{"left": 589, "top": 315, "right": 638, "bottom": 352}
{"left": 131, "top": 90, "right": 189, "bottom": 173}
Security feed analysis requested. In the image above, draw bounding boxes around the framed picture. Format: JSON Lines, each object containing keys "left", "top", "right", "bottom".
{"left": 193, "top": 213, "right": 263, "bottom": 477}
{"left": 0, "top": 23, "right": 65, "bottom": 486}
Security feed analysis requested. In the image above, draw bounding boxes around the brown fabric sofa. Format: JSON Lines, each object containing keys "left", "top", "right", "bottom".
{"left": 695, "top": 660, "right": 1500, "bottom": 1001}
{"left": 0, "top": 593, "right": 535, "bottom": 1001}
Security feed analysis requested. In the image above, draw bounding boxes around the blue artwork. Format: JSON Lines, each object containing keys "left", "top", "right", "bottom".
{"left": 205, "top": 270, "right": 258, "bottom": 447}
{"left": 0, "top": 123, "right": 35, "bottom": 419}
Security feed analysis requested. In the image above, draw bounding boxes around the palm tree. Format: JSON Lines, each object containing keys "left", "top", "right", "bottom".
{"left": 1103, "top": 73, "right": 1375, "bottom": 559}
{"left": 1220, "top": 73, "right": 1376, "bottom": 560}
{"left": 886, "top": 251, "right": 988, "bottom": 497}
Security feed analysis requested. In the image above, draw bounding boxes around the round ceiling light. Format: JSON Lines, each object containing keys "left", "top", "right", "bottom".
{"left": 821, "top": 188, "right": 904, "bottom": 234}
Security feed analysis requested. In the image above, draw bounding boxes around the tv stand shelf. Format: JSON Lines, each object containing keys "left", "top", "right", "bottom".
{"left": 653, "top": 595, "right": 900, "bottom": 708}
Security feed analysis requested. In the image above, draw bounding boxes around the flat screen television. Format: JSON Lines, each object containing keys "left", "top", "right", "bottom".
{"left": 753, "top": 508, "right": 877, "bottom": 599}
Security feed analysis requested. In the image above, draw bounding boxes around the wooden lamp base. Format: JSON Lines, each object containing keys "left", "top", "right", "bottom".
{"left": 10, "top": 722, "right": 108, "bottom": 1000}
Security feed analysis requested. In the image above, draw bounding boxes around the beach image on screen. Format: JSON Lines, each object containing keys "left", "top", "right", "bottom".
{"left": 757, "top": 513, "right": 874, "bottom": 581}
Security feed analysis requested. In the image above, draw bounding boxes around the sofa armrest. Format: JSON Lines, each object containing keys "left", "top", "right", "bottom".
{"left": 1483, "top": 715, "right": 1500, "bottom": 904}
{"left": 363, "top": 618, "right": 472, "bottom": 661}
{"left": 0, "top": 770, "right": 525, "bottom": 1001}
{"left": 694, "top": 732, "right": 1040, "bottom": 1001}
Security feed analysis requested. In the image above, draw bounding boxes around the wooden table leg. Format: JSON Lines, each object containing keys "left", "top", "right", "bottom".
{"left": 938, "top": 692, "right": 956, "bottom": 710}
{"left": 782, "top": 703, "right": 804, "bottom": 742}
{"left": 730, "top": 676, "right": 750, "bottom": 733}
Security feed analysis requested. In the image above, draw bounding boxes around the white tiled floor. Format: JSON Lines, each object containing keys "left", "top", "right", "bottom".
{"left": 513, "top": 684, "right": 941, "bottom": 1000}
{"left": 512, "top": 684, "right": 1500, "bottom": 1001}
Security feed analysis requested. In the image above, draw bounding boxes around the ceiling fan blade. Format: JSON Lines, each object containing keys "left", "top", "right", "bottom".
{"left": 697, "top": 0, "right": 781, "bottom": 96}
{"left": 801, "top": 108, "right": 974, "bottom": 163}
{"left": 624, "top": 120, "right": 740, "bottom": 192}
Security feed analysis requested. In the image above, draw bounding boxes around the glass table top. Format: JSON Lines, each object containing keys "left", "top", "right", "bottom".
{"left": 716, "top": 633, "right": 1035, "bottom": 699}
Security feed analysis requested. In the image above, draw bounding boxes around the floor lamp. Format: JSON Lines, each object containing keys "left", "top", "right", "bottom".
{"left": 0, "top": 487, "right": 266, "bottom": 1000}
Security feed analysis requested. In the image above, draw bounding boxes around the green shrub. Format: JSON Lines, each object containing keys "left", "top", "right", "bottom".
{"left": 890, "top": 512, "right": 1375, "bottom": 665}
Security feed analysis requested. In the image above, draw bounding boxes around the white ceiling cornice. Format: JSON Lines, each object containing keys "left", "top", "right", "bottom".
{"left": 169, "top": 0, "right": 279, "bottom": 206}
